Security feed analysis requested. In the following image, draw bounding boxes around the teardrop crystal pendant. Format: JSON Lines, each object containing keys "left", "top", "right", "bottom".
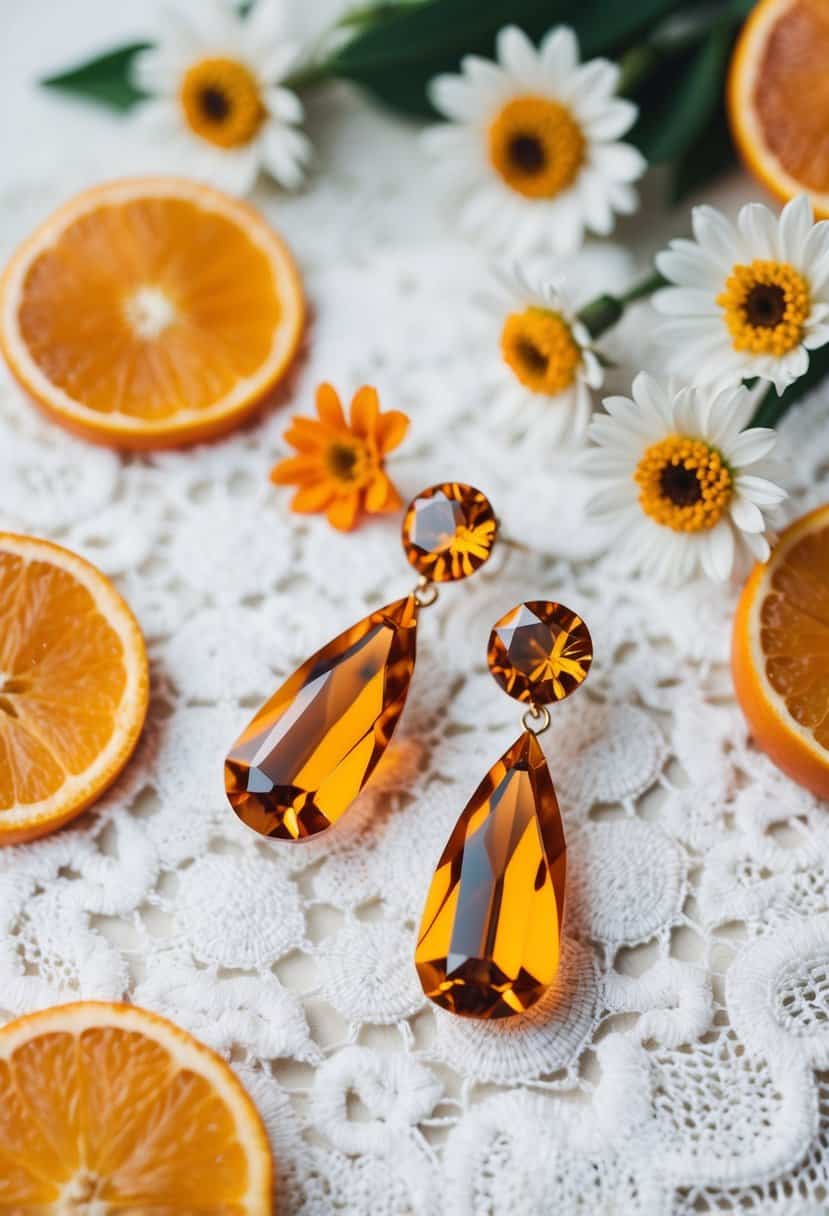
{"left": 225, "top": 596, "right": 418, "bottom": 841}
{"left": 415, "top": 729, "right": 566, "bottom": 1019}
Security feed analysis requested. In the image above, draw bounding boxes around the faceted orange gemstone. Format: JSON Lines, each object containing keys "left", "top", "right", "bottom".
{"left": 225, "top": 597, "right": 417, "bottom": 840}
{"left": 415, "top": 730, "right": 566, "bottom": 1019}
{"left": 401, "top": 483, "right": 497, "bottom": 582}
{"left": 487, "top": 601, "right": 592, "bottom": 705}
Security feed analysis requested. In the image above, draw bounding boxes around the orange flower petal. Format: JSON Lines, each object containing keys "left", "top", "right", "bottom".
{"left": 292, "top": 482, "right": 336, "bottom": 513}
{"left": 283, "top": 417, "right": 329, "bottom": 452}
{"left": 270, "top": 455, "right": 321, "bottom": 485}
{"left": 378, "top": 483, "right": 403, "bottom": 513}
{"left": 349, "top": 386, "right": 380, "bottom": 439}
{"left": 364, "top": 470, "right": 400, "bottom": 513}
{"left": 326, "top": 493, "right": 361, "bottom": 531}
{"left": 273, "top": 384, "right": 409, "bottom": 532}
{"left": 316, "top": 381, "right": 347, "bottom": 429}
{"left": 375, "top": 410, "right": 409, "bottom": 455}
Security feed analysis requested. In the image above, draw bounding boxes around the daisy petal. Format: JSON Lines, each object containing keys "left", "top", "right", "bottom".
{"left": 264, "top": 86, "right": 304, "bottom": 124}
{"left": 692, "top": 205, "right": 739, "bottom": 267}
{"left": 578, "top": 170, "right": 613, "bottom": 233}
{"left": 779, "top": 194, "right": 814, "bottom": 263}
{"left": 428, "top": 74, "right": 481, "bottom": 121}
{"left": 566, "top": 59, "right": 620, "bottom": 110}
{"left": 730, "top": 495, "right": 766, "bottom": 533}
{"left": 583, "top": 99, "right": 637, "bottom": 141}
{"left": 582, "top": 350, "right": 604, "bottom": 389}
{"left": 496, "top": 25, "right": 539, "bottom": 79}
{"left": 743, "top": 530, "right": 771, "bottom": 561}
{"left": 262, "top": 124, "right": 311, "bottom": 190}
{"left": 802, "top": 222, "right": 829, "bottom": 289}
{"left": 590, "top": 142, "right": 646, "bottom": 183}
{"left": 652, "top": 287, "right": 719, "bottom": 316}
{"left": 243, "top": 0, "right": 287, "bottom": 56}
{"left": 734, "top": 474, "right": 788, "bottom": 506}
{"left": 257, "top": 43, "right": 301, "bottom": 83}
{"left": 703, "top": 522, "right": 735, "bottom": 581}
{"left": 656, "top": 242, "right": 724, "bottom": 290}
{"left": 804, "top": 323, "right": 829, "bottom": 350}
{"left": 131, "top": 47, "right": 180, "bottom": 94}
{"left": 539, "top": 26, "right": 579, "bottom": 77}
{"left": 724, "top": 427, "right": 778, "bottom": 468}
{"left": 586, "top": 482, "right": 637, "bottom": 516}
{"left": 737, "top": 202, "right": 780, "bottom": 260}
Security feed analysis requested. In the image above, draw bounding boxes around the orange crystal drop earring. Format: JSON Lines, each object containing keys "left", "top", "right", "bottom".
{"left": 224, "top": 483, "right": 498, "bottom": 841}
{"left": 415, "top": 601, "right": 593, "bottom": 1019}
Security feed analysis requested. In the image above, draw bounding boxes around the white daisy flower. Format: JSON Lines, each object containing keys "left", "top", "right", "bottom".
{"left": 584, "top": 373, "right": 787, "bottom": 584}
{"left": 653, "top": 195, "right": 829, "bottom": 394}
{"left": 425, "top": 25, "right": 646, "bottom": 255}
{"left": 482, "top": 262, "right": 603, "bottom": 449}
{"left": 131, "top": 0, "right": 312, "bottom": 196}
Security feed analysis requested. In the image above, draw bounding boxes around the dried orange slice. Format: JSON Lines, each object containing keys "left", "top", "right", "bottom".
{"left": 733, "top": 503, "right": 829, "bottom": 797}
{"left": 0, "top": 177, "right": 304, "bottom": 449}
{"left": 0, "top": 533, "right": 148, "bottom": 844}
{"left": 728, "top": 0, "right": 829, "bottom": 216}
{"left": 0, "top": 1001, "right": 272, "bottom": 1210}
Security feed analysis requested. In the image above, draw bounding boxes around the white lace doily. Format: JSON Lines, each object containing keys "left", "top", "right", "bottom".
{"left": 4, "top": 30, "right": 829, "bottom": 1212}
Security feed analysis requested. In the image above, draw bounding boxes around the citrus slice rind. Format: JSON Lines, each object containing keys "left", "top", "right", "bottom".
{"left": 728, "top": 0, "right": 829, "bottom": 217}
{"left": 0, "top": 533, "right": 149, "bottom": 844}
{"left": 0, "top": 177, "right": 305, "bottom": 449}
{"left": 733, "top": 503, "right": 829, "bottom": 797}
{"left": 0, "top": 1000, "right": 273, "bottom": 1211}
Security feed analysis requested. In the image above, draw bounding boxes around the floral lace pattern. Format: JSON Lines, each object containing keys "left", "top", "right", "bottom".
{"left": 2, "top": 91, "right": 829, "bottom": 1214}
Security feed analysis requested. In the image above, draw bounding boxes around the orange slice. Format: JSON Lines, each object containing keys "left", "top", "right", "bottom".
{"left": 0, "top": 1000, "right": 272, "bottom": 1210}
{"left": 733, "top": 503, "right": 829, "bottom": 797}
{"left": 0, "top": 533, "right": 149, "bottom": 844}
{"left": 0, "top": 177, "right": 304, "bottom": 449}
{"left": 728, "top": 0, "right": 829, "bottom": 216}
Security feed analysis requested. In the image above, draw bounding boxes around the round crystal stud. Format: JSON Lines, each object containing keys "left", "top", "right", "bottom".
{"left": 487, "top": 601, "right": 593, "bottom": 705}
{"left": 401, "top": 483, "right": 497, "bottom": 583}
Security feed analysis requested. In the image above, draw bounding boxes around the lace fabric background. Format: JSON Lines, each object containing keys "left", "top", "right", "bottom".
{"left": 4, "top": 9, "right": 829, "bottom": 1211}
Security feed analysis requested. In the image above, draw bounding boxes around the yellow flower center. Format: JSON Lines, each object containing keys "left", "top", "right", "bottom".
{"left": 488, "top": 96, "right": 585, "bottom": 199}
{"left": 716, "top": 259, "right": 810, "bottom": 356}
{"left": 501, "top": 307, "right": 582, "bottom": 395}
{"left": 635, "top": 435, "right": 732, "bottom": 532}
{"left": 326, "top": 438, "right": 373, "bottom": 487}
{"left": 179, "top": 56, "right": 264, "bottom": 148}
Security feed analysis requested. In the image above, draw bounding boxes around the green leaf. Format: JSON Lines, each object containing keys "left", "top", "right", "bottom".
{"left": 632, "top": 22, "right": 732, "bottom": 163}
{"left": 670, "top": 101, "right": 737, "bottom": 200}
{"left": 727, "top": 0, "right": 756, "bottom": 17}
{"left": 40, "top": 42, "right": 151, "bottom": 112}
{"left": 327, "top": 0, "right": 687, "bottom": 117}
{"left": 750, "top": 344, "right": 829, "bottom": 428}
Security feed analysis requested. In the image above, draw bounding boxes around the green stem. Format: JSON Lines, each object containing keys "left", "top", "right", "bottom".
{"left": 284, "top": 61, "right": 333, "bottom": 91}
{"left": 617, "top": 1, "right": 750, "bottom": 97}
{"left": 336, "top": 1, "right": 414, "bottom": 29}
{"left": 617, "top": 44, "right": 660, "bottom": 97}
{"left": 750, "top": 390, "right": 791, "bottom": 430}
{"left": 577, "top": 271, "right": 666, "bottom": 339}
{"left": 620, "top": 271, "right": 667, "bottom": 305}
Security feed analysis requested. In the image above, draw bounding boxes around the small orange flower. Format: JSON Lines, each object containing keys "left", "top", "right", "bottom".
{"left": 270, "top": 383, "right": 409, "bottom": 531}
